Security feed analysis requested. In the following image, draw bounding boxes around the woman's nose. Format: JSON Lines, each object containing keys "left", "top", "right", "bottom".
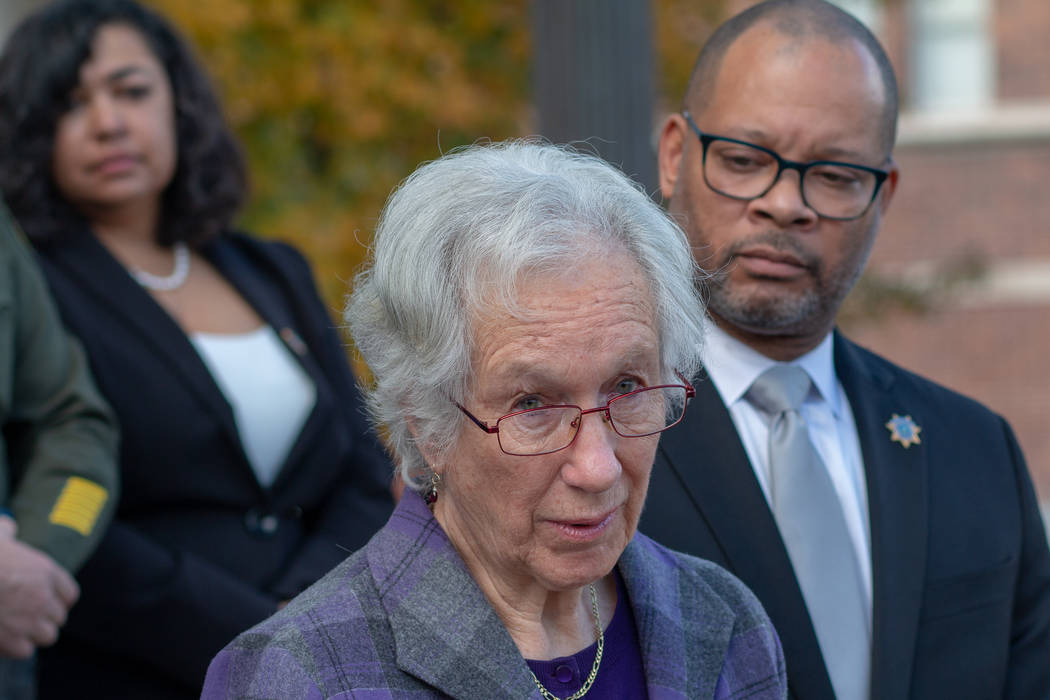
{"left": 87, "top": 95, "right": 126, "bottom": 137}
{"left": 561, "top": 412, "right": 621, "bottom": 492}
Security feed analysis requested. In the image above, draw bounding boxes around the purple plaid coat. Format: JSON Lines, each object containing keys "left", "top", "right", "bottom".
{"left": 202, "top": 490, "right": 786, "bottom": 699}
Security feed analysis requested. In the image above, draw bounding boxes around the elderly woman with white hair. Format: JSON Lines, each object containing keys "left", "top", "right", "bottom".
{"left": 202, "top": 141, "right": 786, "bottom": 699}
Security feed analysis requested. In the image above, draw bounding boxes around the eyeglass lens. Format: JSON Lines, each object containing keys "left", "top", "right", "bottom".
{"left": 495, "top": 386, "right": 688, "bottom": 456}
{"left": 704, "top": 139, "right": 878, "bottom": 219}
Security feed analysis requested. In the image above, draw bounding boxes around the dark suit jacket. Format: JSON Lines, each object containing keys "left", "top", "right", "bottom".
{"left": 639, "top": 332, "right": 1050, "bottom": 700}
{"left": 32, "top": 230, "right": 394, "bottom": 699}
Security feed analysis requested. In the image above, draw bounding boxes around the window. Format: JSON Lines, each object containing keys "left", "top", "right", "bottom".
{"left": 911, "top": 0, "right": 994, "bottom": 111}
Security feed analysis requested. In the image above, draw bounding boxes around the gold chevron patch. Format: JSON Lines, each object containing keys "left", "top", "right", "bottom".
{"left": 48, "top": 477, "right": 108, "bottom": 536}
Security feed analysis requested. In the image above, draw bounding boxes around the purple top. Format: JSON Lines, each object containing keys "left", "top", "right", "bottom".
{"left": 526, "top": 570, "right": 647, "bottom": 699}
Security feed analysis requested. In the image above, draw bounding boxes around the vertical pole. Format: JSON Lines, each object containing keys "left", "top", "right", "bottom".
{"left": 532, "top": 0, "right": 658, "bottom": 194}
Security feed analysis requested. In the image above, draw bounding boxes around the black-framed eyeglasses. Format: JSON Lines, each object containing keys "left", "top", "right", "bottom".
{"left": 456, "top": 382, "right": 696, "bottom": 457}
{"left": 682, "top": 111, "right": 889, "bottom": 221}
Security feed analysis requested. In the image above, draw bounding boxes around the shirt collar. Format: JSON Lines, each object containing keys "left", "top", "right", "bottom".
{"left": 700, "top": 317, "right": 841, "bottom": 417}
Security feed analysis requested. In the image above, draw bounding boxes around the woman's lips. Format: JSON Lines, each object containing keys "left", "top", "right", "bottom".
{"left": 91, "top": 154, "right": 140, "bottom": 176}
{"left": 547, "top": 508, "right": 618, "bottom": 543}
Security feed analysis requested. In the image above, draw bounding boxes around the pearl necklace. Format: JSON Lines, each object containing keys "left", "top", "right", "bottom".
{"left": 529, "top": 583, "right": 605, "bottom": 700}
{"left": 130, "top": 242, "right": 191, "bottom": 291}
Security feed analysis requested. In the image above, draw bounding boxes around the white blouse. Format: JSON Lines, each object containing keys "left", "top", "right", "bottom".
{"left": 191, "top": 326, "right": 316, "bottom": 488}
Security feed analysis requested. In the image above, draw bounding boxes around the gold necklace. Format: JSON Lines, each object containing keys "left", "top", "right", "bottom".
{"left": 529, "top": 583, "right": 605, "bottom": 700}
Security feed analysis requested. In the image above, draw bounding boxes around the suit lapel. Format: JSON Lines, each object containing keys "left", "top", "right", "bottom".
{"left": 368, "top": 492, "right": 541, "bottom": 699}
{"left": 42, "top": 231, "right": 243, "bottom": 450}
{"left": 834, "top": 334, "right": 928, "bottom": 700}
{"left": 656, "top": 371, "right": 835, "bottom": 700}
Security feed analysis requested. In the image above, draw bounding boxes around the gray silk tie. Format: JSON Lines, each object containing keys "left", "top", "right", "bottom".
{"left": 748, "top": 365, "right": 870, "bottom": 700}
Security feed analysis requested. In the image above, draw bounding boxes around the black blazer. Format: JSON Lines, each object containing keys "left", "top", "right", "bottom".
{"left": 640, "top": 332, "right": 1050, "bottom": 700}
{"left": 33, "top": 230, "right": 394, "bottom": 699}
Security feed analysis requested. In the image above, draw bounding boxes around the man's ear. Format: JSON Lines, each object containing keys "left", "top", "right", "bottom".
{"left": 877, "top": 160, "right": 900, "bottom": 215}
{"left": 657, "top": 113, "right": 688, "bottom": 202}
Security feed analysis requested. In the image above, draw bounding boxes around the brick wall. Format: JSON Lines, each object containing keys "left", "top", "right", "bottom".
{"left": 872, "top": 140, "right": 1050, "bottom": 264}
{"left": 997, "top": 0, "right": 1050, "bottom": 100}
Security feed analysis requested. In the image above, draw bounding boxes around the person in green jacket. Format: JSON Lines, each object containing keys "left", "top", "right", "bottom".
{"left": 0, "top": 197, "right": 119, "bottom": 699}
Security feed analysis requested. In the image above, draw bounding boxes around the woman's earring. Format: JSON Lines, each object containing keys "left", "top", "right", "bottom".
{"left": 424, "top": 471, "right": 442, "bottom": 506}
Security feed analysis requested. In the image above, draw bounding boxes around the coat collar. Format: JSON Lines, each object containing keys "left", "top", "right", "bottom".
{"left": 365, "top": 491, "right": 542, "bottom": 698}
{"left": 618, "top": 532, "right": 741, "bottom": 699}
{"left": 366, "top": 491, "right": 724, "bottom": 698}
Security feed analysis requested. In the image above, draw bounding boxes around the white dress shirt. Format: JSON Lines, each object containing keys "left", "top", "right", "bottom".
{"left": 700, "top": 319, "right": 873, "bottom": 610}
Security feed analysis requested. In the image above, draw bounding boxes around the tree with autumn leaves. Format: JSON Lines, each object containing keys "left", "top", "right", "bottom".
{"left": 148, "top": 0, "right": 531, "bottom": 304}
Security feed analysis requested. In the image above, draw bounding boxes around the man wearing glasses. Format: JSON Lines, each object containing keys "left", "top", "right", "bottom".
{"left": 639, "top": 1, "right": 1050, "bottom": 699}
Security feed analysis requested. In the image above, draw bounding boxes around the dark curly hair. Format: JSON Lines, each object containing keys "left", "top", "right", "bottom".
{"left": 0, "top": 0, "right": 246, "bottom": 246}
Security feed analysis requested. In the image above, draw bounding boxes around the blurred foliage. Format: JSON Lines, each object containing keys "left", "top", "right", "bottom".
{"left": 147, "top": 0, "right": 530, "bottom": 308}
{"left": 653, "top": 0, "right": 729, "bottom": 113}
{"left": 148, "top": 0, "right": 923, "bottom": 332}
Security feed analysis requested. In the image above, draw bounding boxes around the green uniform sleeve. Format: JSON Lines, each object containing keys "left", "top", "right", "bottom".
{"left": 0, "top": 198, "right": 120, "bottom": 573}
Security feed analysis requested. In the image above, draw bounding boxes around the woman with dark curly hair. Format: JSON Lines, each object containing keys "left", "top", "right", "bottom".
{"left": 0, "top": 1, "right": 393, "bottom": 696}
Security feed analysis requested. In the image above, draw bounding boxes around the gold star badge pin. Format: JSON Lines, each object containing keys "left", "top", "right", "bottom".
{"left": 885, "top": 414, "right": 922, "bottom": 448}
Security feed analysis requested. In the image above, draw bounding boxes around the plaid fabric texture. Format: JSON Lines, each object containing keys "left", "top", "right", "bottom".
{"left": 202, "top": 490, "right": 786, "bottom": 699}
